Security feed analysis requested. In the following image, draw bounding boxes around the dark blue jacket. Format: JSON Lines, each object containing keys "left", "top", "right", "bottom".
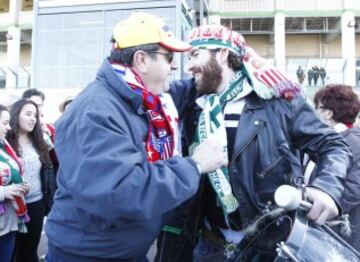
{"left": 46, "top": 59, "right": 200, "bottom": 259}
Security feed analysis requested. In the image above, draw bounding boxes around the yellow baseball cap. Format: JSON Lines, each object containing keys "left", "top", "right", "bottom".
{"left": 113, "top": 12, "right": 191, "bottom": 52}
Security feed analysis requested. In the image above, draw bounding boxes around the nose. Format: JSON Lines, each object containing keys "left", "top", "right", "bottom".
{"left": 187, "top": 63, "right": 195, "bottom": 73}
{"left": 170, "top": 59, "right": 178, "bottom": 71}
{"left": 30, "top": 115, "right": 37, "bottom": 122}
{"left": 187, "top": 57, "right": 196, "bottom": 71}
{"left": 6, "top": 124, "right": 11, "bottom": 132}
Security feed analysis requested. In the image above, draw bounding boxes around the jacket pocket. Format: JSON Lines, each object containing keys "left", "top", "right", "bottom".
{"left": 254, "top": 156, "right": 291, "bottom": 208}
{"left": 256, "top": 156, "right": 283, "bottom": 179}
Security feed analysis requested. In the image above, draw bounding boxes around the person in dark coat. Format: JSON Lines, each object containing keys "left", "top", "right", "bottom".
{"left": 313, "top": 66, "right": 320, "bottom": 86}
{"left": 319, "top": 67, "right": 327, "bottom": 85}
{"left": 45, "top": 12, "right": 227, "bottom": 262}
{"left": 157, "top": 25, "right": 351, "bottom": 261}
{"left": 296, "top": 66, "right": 305, "bottom": 84}
{"left": 307, "top": 67, "right": 314, "bottom": 86}
{"left": 314, "top": 84, "right": 360, "bottom": 251}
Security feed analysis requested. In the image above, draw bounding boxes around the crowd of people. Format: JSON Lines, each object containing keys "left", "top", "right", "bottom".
{"left": 296, "top": 65, "right": 327, "bottom": 86}
{"left": 0, "top": 11, "right": 359, "bottom": 262}
{"left": 0, "top": 91, "right": 71, "bottom": 261}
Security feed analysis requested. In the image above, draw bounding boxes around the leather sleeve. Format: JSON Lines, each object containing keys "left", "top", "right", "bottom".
{"left": 289, "top": 96, "right": 351, "bottom": 208}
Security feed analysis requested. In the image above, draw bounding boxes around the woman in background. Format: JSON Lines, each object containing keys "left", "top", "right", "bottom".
{"left": 7, "top": 99, "right": 55, "bottom": 262}
{"left": 314, "top": 84, "right": 360, "bottom": 251}
{"left": 0, "top": 104, "right": 29, "bottom": 262}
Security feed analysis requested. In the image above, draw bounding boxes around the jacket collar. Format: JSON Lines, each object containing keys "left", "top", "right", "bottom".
{"left": 96, "top": 59, "right": 145, "bottom": 115}
{"left": 244, "top": 91, "right": 266, "bottom": 110}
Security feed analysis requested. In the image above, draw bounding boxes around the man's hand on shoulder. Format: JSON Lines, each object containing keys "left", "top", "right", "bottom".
{"left": 306, "top": 187, "right": 339, "bottom": 225}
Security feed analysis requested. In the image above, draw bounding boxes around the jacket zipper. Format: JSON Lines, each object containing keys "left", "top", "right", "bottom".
{"left": 256, "top": 156, "right": 282, "bottom": 179}
{"left": 229, "top": 120, "right": 265, "bottom": 228}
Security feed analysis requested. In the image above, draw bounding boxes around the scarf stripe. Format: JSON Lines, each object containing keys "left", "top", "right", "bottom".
{"left": 0, "top": 140, "right": 29, "bottom": 232}
{"left": 111, "top": 62, "right": 180, "bottom": 162}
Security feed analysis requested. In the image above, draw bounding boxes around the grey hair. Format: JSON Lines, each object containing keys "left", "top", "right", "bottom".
{"left": 109, "top": 40, "right": 161, "bottom": 65}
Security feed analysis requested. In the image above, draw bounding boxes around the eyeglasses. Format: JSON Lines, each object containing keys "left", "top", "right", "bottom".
{"left": 316, "top": 105, "right": 327, "bottom": 110}
{"left": 146, "top": 51, "right": 174, "bottom": 63}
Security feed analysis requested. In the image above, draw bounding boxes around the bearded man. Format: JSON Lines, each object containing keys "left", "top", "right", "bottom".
{"left": 156, "top": 25, "right": 351, "bottom": 261}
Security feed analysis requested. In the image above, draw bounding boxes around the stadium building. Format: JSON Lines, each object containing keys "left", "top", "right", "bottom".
{"left": 0, "top": 0, "right": 359, "bottom": 90}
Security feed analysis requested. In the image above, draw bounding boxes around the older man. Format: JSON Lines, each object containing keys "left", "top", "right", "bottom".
{"left": 45, "top": 13, "right": 227, "bottom": 261}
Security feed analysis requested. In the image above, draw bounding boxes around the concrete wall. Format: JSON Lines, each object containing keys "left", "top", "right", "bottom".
{"left": 1, "top": 34, "right": 357, "bottom": 67}
{"left": 0, "top": 45, "right": 32, "bottom": 65}
{"left": 286, "top": 35, "right": 320, "bottom": 57}
{"left": 20, "top": 43, "right": 31, "bottom": 65}
{"left": 322, "top": 37, "right": 342, "bottom": 58}
{"left": 245, "top": 35, "right": 273, "bottom": 58}
{"left": 286, "top": 35, "right": 343, "bottom": 58}
{"left": 356, "top": 35, "right": 360, "bottom": 57}
{"left": 0, "top": 46, "right": 6, "bottom": 64}
{"left": 241, "top": 34, "right": 352, "bottom": 59}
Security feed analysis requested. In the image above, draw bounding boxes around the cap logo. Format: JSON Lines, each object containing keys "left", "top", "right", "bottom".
{"left": 162, "top": 25, "right": 170, "bottom": 32}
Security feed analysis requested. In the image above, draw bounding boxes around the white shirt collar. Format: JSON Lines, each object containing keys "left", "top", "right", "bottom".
{"left": 334, "top": 122, "right": 348, "bottom": 133}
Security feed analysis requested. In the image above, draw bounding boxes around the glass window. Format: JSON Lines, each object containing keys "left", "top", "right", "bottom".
{"left": 34, "top": 7, "right": 176, "bottom": 89}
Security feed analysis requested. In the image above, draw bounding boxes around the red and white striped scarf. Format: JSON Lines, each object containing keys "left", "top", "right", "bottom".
{"left": 111, "top": 62, "right": 181, "bottom": 162}
{"left": 0, "top": 140, "right": 28, "bottom": 217}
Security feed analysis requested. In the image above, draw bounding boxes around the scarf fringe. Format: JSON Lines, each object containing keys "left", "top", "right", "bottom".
{"left": 223, "top": 195, "right": 240, "bottom": 214}
{"left": 243, "top": 207, "right": 287, "bottom": 236}
{"left": 252, "top": 77, "right": 302, "bottom": 100}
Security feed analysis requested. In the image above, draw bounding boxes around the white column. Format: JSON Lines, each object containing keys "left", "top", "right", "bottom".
{"left": 209, "top": 15, "right": 220, "bottom": 25}
{"left": 274, "top": 12, "right": 286, "bottom": 71}
{"left": 341, "top": 10, "right": 356, "bottom": 86}
{"left": 6, "top": 0, "right": 21, "bottom": 88}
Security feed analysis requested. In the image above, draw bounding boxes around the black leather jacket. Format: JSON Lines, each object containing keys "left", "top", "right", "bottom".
{"left": 341, "top": 127, "right": 360, "bottom": 250}
{"left": 182, "top": 91, "right": 351, "bottom": 229}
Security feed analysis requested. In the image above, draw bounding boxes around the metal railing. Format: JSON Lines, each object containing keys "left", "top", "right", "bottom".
{"left": 0, "top": 65, "right": 31, "bottom": 89}
{"left": 212, "top": 0, "right": 352, "bottom": 13}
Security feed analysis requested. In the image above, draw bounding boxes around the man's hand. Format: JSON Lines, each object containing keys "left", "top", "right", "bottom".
{"left": 4, "top": 184, "right": 28, "bottom": 200}
{"left": 306, "top": 187, "right": 339, "bottom": 225}
{"left": 191, "top": 138, "right": 228, "bottom": 174}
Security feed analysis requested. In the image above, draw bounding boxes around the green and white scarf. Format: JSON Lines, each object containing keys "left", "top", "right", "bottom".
{"left": 191, "top": 71, "right": 246, "bottom": 214}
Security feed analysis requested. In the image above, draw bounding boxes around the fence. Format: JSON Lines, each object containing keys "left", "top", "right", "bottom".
{"left": 0, "top": 65, "right": 31, "bottom": 88}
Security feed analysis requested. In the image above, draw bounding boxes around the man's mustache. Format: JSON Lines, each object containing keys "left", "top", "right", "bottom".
{"left": 188, "top": 66, "right": 202, "bottom": 74}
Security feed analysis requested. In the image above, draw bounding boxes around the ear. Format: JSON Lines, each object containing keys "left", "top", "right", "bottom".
{"left": 217, "top": 48, "right": 230, "bottom": 66}
{"left": 325, "top": 110, "right": 334, "bottom": 121}
{"left": 132, "top": 50, "right": 150, "bottom": 74}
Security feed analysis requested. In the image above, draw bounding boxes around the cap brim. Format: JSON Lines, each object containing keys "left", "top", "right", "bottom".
{"left": 59, "top": 98, "right": 74, "bottom": 113}
{"left": 59, "top": 102, "right": 66, "bottom": 113}
{"left": 160, "top": 38, "right": 191, "bottom": 52}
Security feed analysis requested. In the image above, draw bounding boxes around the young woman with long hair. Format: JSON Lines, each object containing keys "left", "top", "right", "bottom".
{"left": 7, "top": 99, "right": 55, "bottom": 262}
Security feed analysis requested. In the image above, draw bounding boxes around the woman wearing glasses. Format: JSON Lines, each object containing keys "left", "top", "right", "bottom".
{"left": 314, "top": 84, "right": 360, "bottom": 251}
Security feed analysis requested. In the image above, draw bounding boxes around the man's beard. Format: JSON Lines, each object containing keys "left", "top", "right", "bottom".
{"left": 196, "top": 56, "right": 223, "bottom": 95}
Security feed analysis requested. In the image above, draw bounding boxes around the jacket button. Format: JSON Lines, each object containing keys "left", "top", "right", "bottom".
{"left": 254, "top": 120, "right": 259, "bottom": 125}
